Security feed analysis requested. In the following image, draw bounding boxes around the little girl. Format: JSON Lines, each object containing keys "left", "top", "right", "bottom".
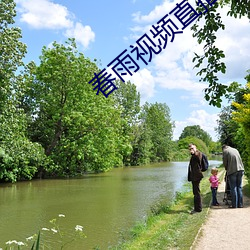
{"left": 209, "top": 168, "right": 220, "bottom": 206}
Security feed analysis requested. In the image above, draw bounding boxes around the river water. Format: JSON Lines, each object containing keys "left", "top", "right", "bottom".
{"left": 0, "top": 160, "right": 221, "bottom": 249}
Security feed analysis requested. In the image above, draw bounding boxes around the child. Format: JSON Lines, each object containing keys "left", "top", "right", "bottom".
{"left": 209, "top": 168, "right": 220, "bottom": 206}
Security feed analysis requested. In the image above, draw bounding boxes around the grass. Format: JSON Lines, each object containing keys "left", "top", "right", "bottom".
{"left": 111, "top": 169, "right": 225, "bottom": 250}
{"left": 243, "top": 177, "right": 250, "bottom": 197}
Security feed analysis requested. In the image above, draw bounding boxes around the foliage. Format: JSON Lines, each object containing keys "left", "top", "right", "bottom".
{"left": 179, "top": 125, "right": 212, "bottom": 147}
{"left": 129, "top": 122, "right": 153, "bottom": 165}
{"left": 0, "top": 0, "right": 48, "bottom": 182}
{"left": 209, "top": 141, "right": 222, "bottom": 154}
{"left": 112, "top": 80, "right": 140, "bottom": 165}
{"left": 0, "top": 0, "right": 219, "bottom": 181}
{"left": 171, "top": 148, "right": 190, "bottom": 161}
{"left": 139, "top": 102, "right": 174, "bottom": 163}
{"left": 113, "top": 80, "right": 140, "bottom": 122}
{"left": 23, "top": 39, "right": 126, "bottom": 175}
{"left": 178, "top": 136, "right": 209, "bottom": 156}
{"left": 216, "top": 106, "right": 240, "bottom": 147}
{"left": 0, "top": 0, "right": 27, "bottom": 109}
{"left": 231, "top": 83, "right": 250, "bottom": 176}
{"left": 169, "top": 141, "right": 188, "bottom": 161}
{"left": 191, "top": 0, "right": 250, "bottom": 107}
{"left": 0, "top": 136, "right": 49, "bottom": 183}
{"left": 0, "top": 0, "right": 178, "bottom": 179}
{"left": 216, "top": 72, "right": 250, "bottom": 176}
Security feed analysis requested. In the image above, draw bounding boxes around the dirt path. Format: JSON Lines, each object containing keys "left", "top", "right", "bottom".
{"left": 192, "top": 174, "right": 250, "bottom": 250}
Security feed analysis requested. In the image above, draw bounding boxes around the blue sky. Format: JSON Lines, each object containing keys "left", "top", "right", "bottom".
{"left": 14, "top": 0, "right": 250, "bottom": 141}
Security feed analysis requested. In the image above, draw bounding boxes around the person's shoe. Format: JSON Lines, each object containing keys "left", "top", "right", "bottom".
{"left": 190, "top": 209, "right": 201, "bottom": 214}
{"left": 212, "top": 203, "right": 219, "bottom": 206}
{"left": 228, "top": 205, "right": 236, "bottom": 208}
{"left": 238, "top": 205, "right": 243, "bottom": 208}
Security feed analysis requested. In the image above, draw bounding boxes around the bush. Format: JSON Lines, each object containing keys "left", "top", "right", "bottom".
{"left": 0, "top": 139, "right": 49, "bottom": 183}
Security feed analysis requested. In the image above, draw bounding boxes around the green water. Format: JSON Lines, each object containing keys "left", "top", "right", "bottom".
{"left": 0, "top": 160, "right": 221, "bottom": 249}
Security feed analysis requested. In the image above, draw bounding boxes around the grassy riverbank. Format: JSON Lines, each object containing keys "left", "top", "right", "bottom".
{"left": 111, "top": 169, "right": 225, "bottom": 250}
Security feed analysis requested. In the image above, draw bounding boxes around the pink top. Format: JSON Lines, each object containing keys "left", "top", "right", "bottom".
{"left": 209, "top": 175, "right": 219, "bottom": 188}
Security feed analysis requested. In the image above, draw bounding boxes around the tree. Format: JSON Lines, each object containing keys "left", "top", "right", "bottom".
{"left": 216, "top": 72, "right": 250, "bottom": 149}
{"left": 191, "top": 0, "right": 250, "bottom": 107}
{"left": 0, "top": 0, "right": 47, "bottom": 182}
{"left": 113, "top": 80, "right": 140, "bottom": 123}
{"left": 215, "top": 72, "right": 250, "bottom": 176}
{"left": 209, "top": 141, "right": 222, "bottom": 155}
{"left": 178, "top": 136, "right": 209, "bottom": 156}
{"left": 0, "top": 0, "right": 27, "bottom": 109}
{"left": 112, "top": 80, "right": 140, "bottom": 165}
{"left": 129, "top": 122, "right": 153, "bottom": 165}
{"left": 24, "top": 39, "right": 127, "bottom": 175}
{"left": 216, "top": 106, "right": 239, "bottom": 147}
{"left": 231, "top": 82, "right": 250, "bottom": 176}
{"left": 139, "top": 102, "right": 174, "bottom": 162}
{"left": 179, "top": 125, "right": 212, "bottom": 146}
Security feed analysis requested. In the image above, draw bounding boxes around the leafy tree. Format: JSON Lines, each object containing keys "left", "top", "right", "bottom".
{"left": 231, "top": 83, "right": 250, "bottom": 176}
{"left": 178, "top": 136, "right": 209, "bottom": 156}
{"left": 215, "top": 72, "right": 250, "bottom": 176}
{"left": 113, "top": 80, "right": 140, "bottom": 123}
{"left": 0, "top": 0, "right": 47, "bottom": 182}
{"left": 179, "top": 125, "right": 212, "bottom": 146}
{"left": 0, "top": 0, "right": 27, "bottom": 109}
{"left": 216, "top": 106, "right": 240, "bottom": 147}
{"left": 170, "top": 140, "right": 190, "bottom": 161}
{"left": 139, "top": 102, "right": 174, "bottom": 162}
{"left": 112, "top": 80, "right": 140, "bottom": 165}
{"left": 191, "top": 0, "right": 250, "bottom": 107}
{"left": 24, "top": 39, "right": 127, "bottom": 175}
{"left": 129, "top": 122, "right": 153, "bottom": 165}
{"left": 216, "top": 72, "right": 250, "bottom": 150}
{"left": 208, "top": 141, "right": 222, "bottom": 155}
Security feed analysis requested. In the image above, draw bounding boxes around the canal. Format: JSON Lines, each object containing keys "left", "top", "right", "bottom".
{"left": 0, "top": 160, "right": 221, "bottom": 249}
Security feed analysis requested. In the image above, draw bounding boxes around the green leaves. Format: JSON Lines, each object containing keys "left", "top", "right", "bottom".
{"left": 0, "top": 0, "right": 47, "bottom": 182}
{"left": 23, "top": 39, "right": 126, "bottom": 175}
{"left": 191, "top": 0, "right": 249, "bottom": 107}
{"left": 179, "top": 125, "right": 212, "bottom": 147}
{"left": 227, "top": 0, "right": 250, "bottom": 18}
{"left": 138, "top": 102, "right": 174, "bottom": 163}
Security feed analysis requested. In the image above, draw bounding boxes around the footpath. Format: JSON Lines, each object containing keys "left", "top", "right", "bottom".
{"left": 191, "top": 173, "right": 250, "bottom": 250}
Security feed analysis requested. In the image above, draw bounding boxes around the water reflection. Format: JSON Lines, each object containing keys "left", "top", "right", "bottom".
{"left": 0, "top": 160, "right": 221, "bottom": 249}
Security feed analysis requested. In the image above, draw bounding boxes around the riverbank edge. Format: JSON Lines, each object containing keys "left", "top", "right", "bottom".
{"left": 110, "top": 168, "right": 225, "bottom": 250}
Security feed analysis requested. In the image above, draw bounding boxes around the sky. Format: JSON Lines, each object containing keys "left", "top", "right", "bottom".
{"left": 14, "top": 0, "right": 250, "bottom": 141}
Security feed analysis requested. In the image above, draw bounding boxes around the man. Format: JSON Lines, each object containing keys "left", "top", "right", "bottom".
{"left": 222, "top": 144, "right": 244, "bottom": 208}
{"left": 188, "top": 143, "right": 204, "bottom": 214}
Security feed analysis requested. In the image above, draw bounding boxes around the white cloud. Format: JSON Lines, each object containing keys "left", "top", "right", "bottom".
{"left": 214, "top": 8, "right": 250, "bottom": 81}
{"left": 173, "top": 110, "right": 219, "bottom": 141}
{"left": 65, "top": 22, "right": 95, "bottom": 48}
{"left": 126, "top": 1, "right": 249, "bottom": 143}
{"left": 128, "top": 0, "right": 250, "bottom": 98}
{"left": 124, "top": 68, "right": 156, "bottom": 103}
{"left": 16, "top": 0, "right": 73, "bottom": 29}
{"left": 132, "top": 1, "right": 175, "bottom": 24}
{"left": 16, "top": 0, "right": 95, "bottom": 49}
